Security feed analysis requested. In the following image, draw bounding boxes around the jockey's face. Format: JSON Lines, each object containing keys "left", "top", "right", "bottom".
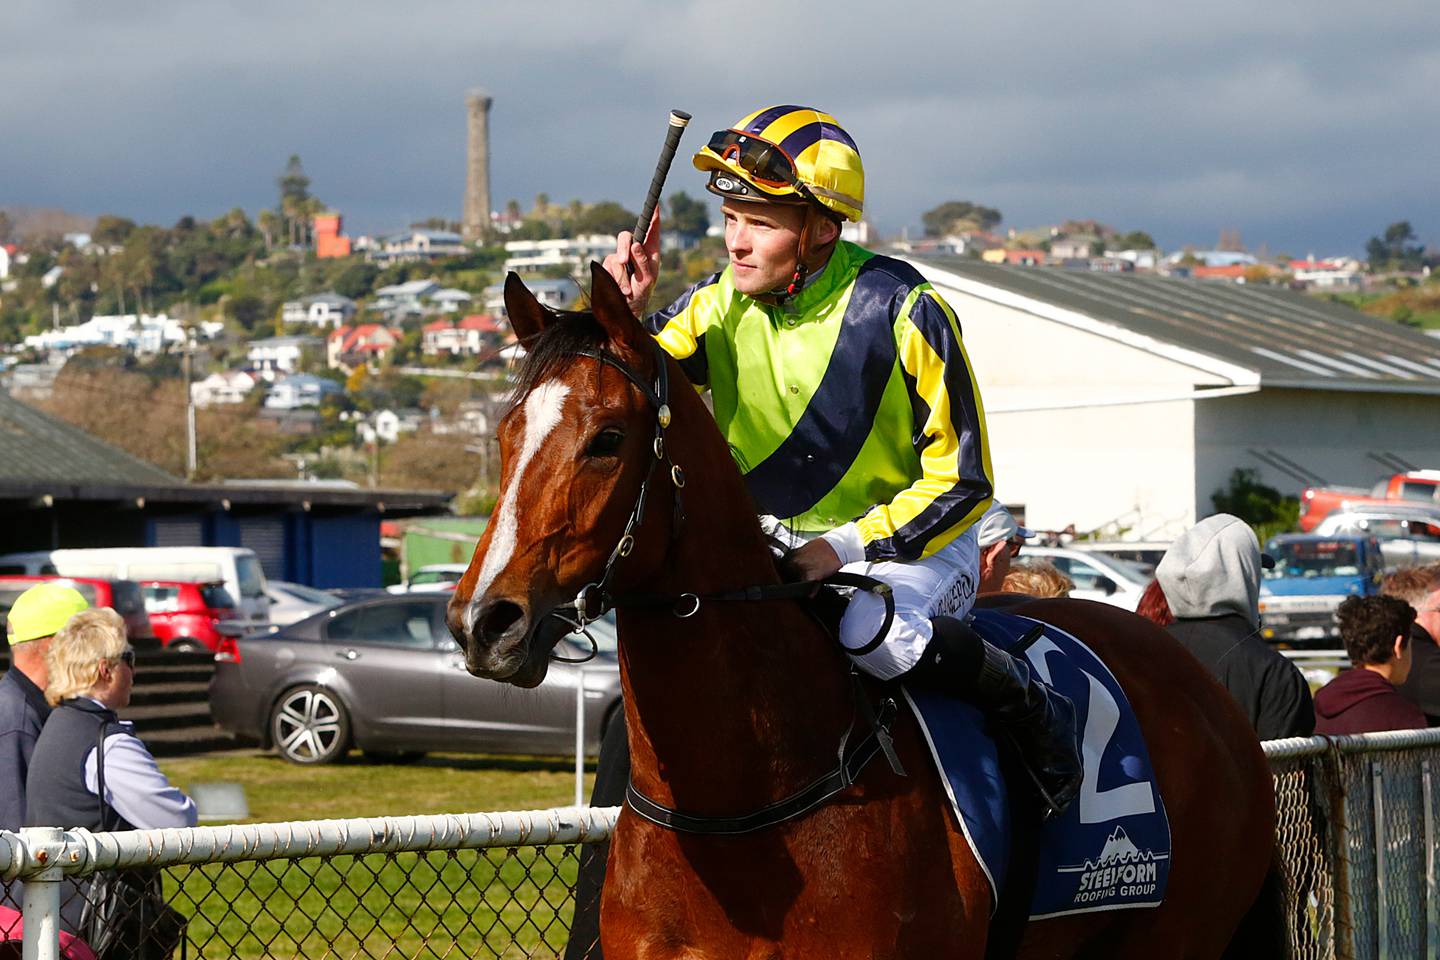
{"left": 721, "top": 199, "right": 838, "bottom": 297}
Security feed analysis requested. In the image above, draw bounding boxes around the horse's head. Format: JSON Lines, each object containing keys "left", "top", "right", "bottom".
{"left": 447, "top": 263, "right": 678, "bottom": 686}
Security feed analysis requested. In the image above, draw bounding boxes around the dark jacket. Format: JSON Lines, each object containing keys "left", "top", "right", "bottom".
{"left": 1167, "top": 614, "right": 1316, "bottom": 741}
{"left": 1395, "top": 626, "right": 1440, "bottom": 725}
{"left": 1315, "top": 667, "right": 1427, "bottom": 736}
{"left": 0, "top": 668, "right": 52, "bottom": 833}
{"left": 25, "top": 698, "right": 137, "bottom": 832}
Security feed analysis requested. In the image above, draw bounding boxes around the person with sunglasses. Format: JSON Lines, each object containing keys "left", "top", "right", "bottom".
{"left": 601, "top": 105, "right": 1080, "bottom": 814}
{"left": 26, "top": 607, "right": 196, "bottom": 835}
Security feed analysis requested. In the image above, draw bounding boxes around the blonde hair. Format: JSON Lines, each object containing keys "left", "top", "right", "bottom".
{"left": 1002, "top": 559, "right": 1074, "bottom": 599}
{"left": 45, "top": 607, "right": 129, "bottom": 706}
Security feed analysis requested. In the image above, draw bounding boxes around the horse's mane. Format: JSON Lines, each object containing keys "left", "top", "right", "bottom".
{"left": 507, "top": 309, "right": 605, "bottom": 410}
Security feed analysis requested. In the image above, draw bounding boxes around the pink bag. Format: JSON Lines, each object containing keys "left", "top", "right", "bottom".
{"left": 0, "top": 901, "right": 99, "bottom": 960}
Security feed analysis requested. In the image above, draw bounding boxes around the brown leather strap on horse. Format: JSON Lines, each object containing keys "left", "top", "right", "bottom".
{"left": 625, "top": 673, "right": 904, "bottom": 835}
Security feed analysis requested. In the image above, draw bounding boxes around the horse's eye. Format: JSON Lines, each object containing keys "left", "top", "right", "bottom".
{"left": 586, "top": 428, "right": 625, "bottom": 458}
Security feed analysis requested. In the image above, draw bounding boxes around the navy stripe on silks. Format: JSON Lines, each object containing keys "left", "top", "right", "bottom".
{"left": 742, "top": 258, "right": 917, "bottom": 519}
{"left": 745, "top": 105, "right": 807, "bottom": 135}
{"left": 868, "top": 292, "right": 992, "bottom": 562}
{"left": 778, "top": 121, "right": 858, "bottom": 160}
{"left": 645, "top": 273, "right": 722, "bottom": 385}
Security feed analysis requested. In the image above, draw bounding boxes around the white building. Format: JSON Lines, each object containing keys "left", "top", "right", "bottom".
{"left": 502, "top": 235, "right": 615, "bottom": 276}
{"left": 281, "top": 292, "right": 357, "bottom": 328}
{"left": 23, "top": 314, "right": 218, "bottom": 356}
{"left": 369, "top": 229, "right": 466, "bottom": 263}
{"left": 247, "top": 336, "right": 322, "bottom": 382}
{"left": 430, "top": 288, "right": 473, "bottom": 312}
{"left": 903, "top": 256, "right": 1440, "bottom": 541}
{"left": 0, "top": 247, "right": 10, "bottom": 279}
{"left": 373, "top": 280, "right": 442, "bottom": 319}
{"left": 264, "top": 373, "right": 346, "bottom": 410}
{"left": 191, "top": 370, "right": 258, "bottom": 407}
{"left": 355, "top": 408, "right": 423, "bottom": 445}
{"left": 1289, "top": 257, "right": 1363, "bottom": 290}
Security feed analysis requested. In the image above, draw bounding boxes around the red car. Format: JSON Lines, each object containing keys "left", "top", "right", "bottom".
{"left": 0, "top": 574, "right": 156, "bottom": 649}
{"left": 138, "top": 581, "right": 238, "bottom": 653}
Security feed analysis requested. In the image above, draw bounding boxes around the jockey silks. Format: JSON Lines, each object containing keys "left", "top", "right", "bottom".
{"left": 645, "top": 240, "right": 994, "bottom": 562}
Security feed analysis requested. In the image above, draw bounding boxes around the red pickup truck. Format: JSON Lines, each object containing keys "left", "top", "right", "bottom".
{"left": 1299, "top": 470, "right": 1440, "bottom": 532}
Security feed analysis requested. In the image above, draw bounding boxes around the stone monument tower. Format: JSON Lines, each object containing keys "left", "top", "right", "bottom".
{"left": 462, "top": 90, "right": 493, "bottom": 243}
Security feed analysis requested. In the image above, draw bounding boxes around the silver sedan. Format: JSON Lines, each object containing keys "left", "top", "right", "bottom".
{"left": 209, "top": 594, "right": 622, "bottom": 764}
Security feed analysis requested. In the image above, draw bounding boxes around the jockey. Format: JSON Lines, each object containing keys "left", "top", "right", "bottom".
{"left": 603, "top": 104, "right": 1081, "bottom": 815}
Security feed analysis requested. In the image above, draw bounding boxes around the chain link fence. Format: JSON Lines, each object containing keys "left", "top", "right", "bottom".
{"left": 5, "top": 731, "right": 1440, "bottom": 959}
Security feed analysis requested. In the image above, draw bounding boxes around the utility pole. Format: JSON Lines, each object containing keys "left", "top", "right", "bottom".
{"left": 183, "top": 321, "right": 197, "bottom": 479}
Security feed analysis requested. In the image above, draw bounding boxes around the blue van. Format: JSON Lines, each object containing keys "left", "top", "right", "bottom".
{"left": 1259, "top": 533, "right": 1385, "bottom": 646}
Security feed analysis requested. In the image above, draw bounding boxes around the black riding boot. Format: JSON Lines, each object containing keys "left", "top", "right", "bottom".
{"left": 906, "top": 615, "right": 1083, "bottom": 818}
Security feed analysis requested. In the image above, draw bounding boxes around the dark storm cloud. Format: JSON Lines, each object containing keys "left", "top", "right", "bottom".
{"left": 4, "top": 0, "right": 1437, "bottom": 253}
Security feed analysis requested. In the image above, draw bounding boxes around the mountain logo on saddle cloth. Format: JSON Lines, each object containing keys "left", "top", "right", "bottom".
{"left": 903, "top": 608, "right": 1172, "bottom": 920}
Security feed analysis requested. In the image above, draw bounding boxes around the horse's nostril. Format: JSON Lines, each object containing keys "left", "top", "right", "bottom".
{"left": 480, "top": 601, "right": 525, "bottom": 643}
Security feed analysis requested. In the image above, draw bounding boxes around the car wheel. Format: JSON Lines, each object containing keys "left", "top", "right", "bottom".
{"left": 271, "top": 685, "right": 351, "bottom": 765}
{"left": 169, "top": 638, "right": 206, "bottom": 654}
{"left": 362, "top": 750, "right": 426, "bottom": 764}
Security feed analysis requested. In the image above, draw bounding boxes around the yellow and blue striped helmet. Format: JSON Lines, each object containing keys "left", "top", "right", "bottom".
{"left": 693, "top": 105, "right": 865, "bottom": 223}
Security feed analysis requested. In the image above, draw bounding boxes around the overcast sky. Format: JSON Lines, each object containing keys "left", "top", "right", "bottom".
{"left": 5, "top": 0, "right": 1438, "bottom": 256}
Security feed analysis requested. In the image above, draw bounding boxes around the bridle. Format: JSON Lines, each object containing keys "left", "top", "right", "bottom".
{"left": 531, "top": 335, "right": 905, "bottom": 836}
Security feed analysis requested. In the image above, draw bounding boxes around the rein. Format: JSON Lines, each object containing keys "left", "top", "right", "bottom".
{"left": 543, "top": 338, "right": 905, "bottom": 835}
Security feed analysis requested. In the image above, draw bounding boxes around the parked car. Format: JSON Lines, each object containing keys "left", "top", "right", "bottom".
{"left": 209, "top": 594, "right": 621, "bottom": 764}
{"left": 386, "top": 563, "right": 469, "bottom": 594}
{"left": 1068, "top": 540, "right": 1172, "bottom": 577}
{"left": 0, "top": 547, "right": 271, "bottom": 623}
{"left": 1018, "top": 546, "right": 1148, "bottom": 610}
{"left": 0, "top": 574, "right": 156, "bottom": 650}
{"left": 264, "top": 580, "right": 343, "bottom": 626}
{"left": 138, "top": 580, "right": 238, "bottom": 653}
{"left": 1259, "top": 534, "right": 1385, "bottom": 646}
{"left": 1311, "top": 504, "right": 1440, "bottom": 569}
{"left": 1299, "top": 469, "right": 1440, "bottom": 532}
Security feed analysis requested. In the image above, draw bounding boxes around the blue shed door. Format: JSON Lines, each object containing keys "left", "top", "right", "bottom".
{"left": 239, "top": 517, "right": 287, "bottom": 579}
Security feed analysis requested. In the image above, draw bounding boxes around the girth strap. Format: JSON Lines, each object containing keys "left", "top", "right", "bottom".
{"left": 625, "top": 690, "right": 901, "bottom": 836}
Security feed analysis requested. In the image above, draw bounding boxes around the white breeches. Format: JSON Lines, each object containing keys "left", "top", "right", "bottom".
{"left": 837, "top": 528, "right": 980, "bottom": 680}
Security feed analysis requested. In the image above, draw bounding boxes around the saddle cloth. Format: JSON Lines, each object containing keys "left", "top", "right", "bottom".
{"left": 904, "top": 608, "right": 1172, "bottom": 920}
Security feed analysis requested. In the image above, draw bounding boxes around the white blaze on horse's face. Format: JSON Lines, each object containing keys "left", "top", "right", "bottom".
{"left": 463, "top": 379, "right": 571, "bottom": 635}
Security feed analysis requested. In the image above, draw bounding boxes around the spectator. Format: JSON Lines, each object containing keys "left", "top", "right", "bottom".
{"left": 1, "top": 583, "right": 89, "bottom": 833}
{"left": 1135, "top": 579, "right": 1175, "bottom": 627}
{"left": 1314, "top": 595, "right": 1426, "bottom": 735}
{"left": 1383, "top": 563, "right": 1440, "bottom": 724}
{"left": 1158, "top": 514, "right": 1315, "bottom": 740}
{"left": 1002, "top": 559, "right": 1073, "bottom": 598}
{"left": 26, "top": 607, "right": 197, "bottom": 832}
{"left": 976, "top": 502, "right": 1034, "bottom": 594}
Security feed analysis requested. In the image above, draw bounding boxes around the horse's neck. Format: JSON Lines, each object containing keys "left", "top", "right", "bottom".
{"left": 614, "top": 387, "right": 854, "bottom": 809}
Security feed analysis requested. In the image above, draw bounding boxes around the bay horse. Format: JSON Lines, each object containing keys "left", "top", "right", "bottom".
{"left": 448, "top": 264, "right": 1278, "bottom": 958}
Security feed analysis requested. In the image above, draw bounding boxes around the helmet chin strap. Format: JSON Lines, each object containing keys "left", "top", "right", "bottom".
{"left": 756, "top": 210, "right": 830, "bottom": 306}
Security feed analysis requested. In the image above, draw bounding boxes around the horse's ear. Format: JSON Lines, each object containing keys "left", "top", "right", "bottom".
{"left": 588, "top": 261, "right": 653, "bottom": 356}
{"left": 504, "top": 272, "right": 550, "bottom": 342}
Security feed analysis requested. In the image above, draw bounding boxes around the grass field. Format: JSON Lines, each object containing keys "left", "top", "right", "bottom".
{"left": 157, "top": 750, "right": 596, "bottom": 823}
{"left": 142, "top": 751, "right": 599, "bottom": 958}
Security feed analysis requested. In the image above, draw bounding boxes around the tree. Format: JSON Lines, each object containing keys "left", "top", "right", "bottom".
{"left": 1366, "top": 221, "right": 1425, "bottom": 272}
{"left": 91, "top": 215, "right": 136, "bottom": 246}
{"left": 0, "top": 210, "right": 12, "bottom": 244}
{"left": 225, "top": 294, "right": 267, "bottom": 331}
{"left": 667, "top": 192, "right": 710, "bottom": 239}
{"left": 333, "top": 262, "right": 380, "bottom": 300}
{"left": 277, "top": 155, "right": 311, "bottom": 247}
{"left": 1113, "top": 230, "right": 1156, "bottom": 251}
{"left": 1211, "top": 468, "right": 1299, "bottom": 543}
{"left": 922, "top": 201, "right": 1002, "bottom": 237}
{"left": 573, "top": 201, "right": 638, "bottom": 237}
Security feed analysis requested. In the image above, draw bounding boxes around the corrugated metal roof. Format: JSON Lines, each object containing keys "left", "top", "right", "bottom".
{"left": 908, "top": 257, "right": 1440, "bottom": 393}
{"left": 0, "top": 391, "right": 183, "bottom": 488}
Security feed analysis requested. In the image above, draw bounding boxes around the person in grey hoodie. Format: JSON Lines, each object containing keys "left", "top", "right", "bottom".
{"left": 1156, "top": 513, "right": 1315, "bottom": 741}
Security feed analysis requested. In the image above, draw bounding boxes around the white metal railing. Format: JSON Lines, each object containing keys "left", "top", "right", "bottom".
{"left": 4, "top": 731, "right": 1440, "bottom": 959}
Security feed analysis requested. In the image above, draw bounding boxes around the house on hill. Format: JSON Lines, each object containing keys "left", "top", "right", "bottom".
{"left": 423, "top": 314, "right": 503, "bottom": 357}
{"left": 903, "top": 257, "right": 1440, "bottom": 540}
{"left": 328, "top": 324, "right": 402, "bottom": 371}
{"left": 247, "top": 335, "right": 322, "bottom": 381}
{"left": 282, "top": 292, "right": 357, "bottom": 328}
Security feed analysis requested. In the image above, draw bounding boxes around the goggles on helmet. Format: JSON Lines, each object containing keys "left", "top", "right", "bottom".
{"left": 704, "top": 129, "right": 822, "bottom": 207}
